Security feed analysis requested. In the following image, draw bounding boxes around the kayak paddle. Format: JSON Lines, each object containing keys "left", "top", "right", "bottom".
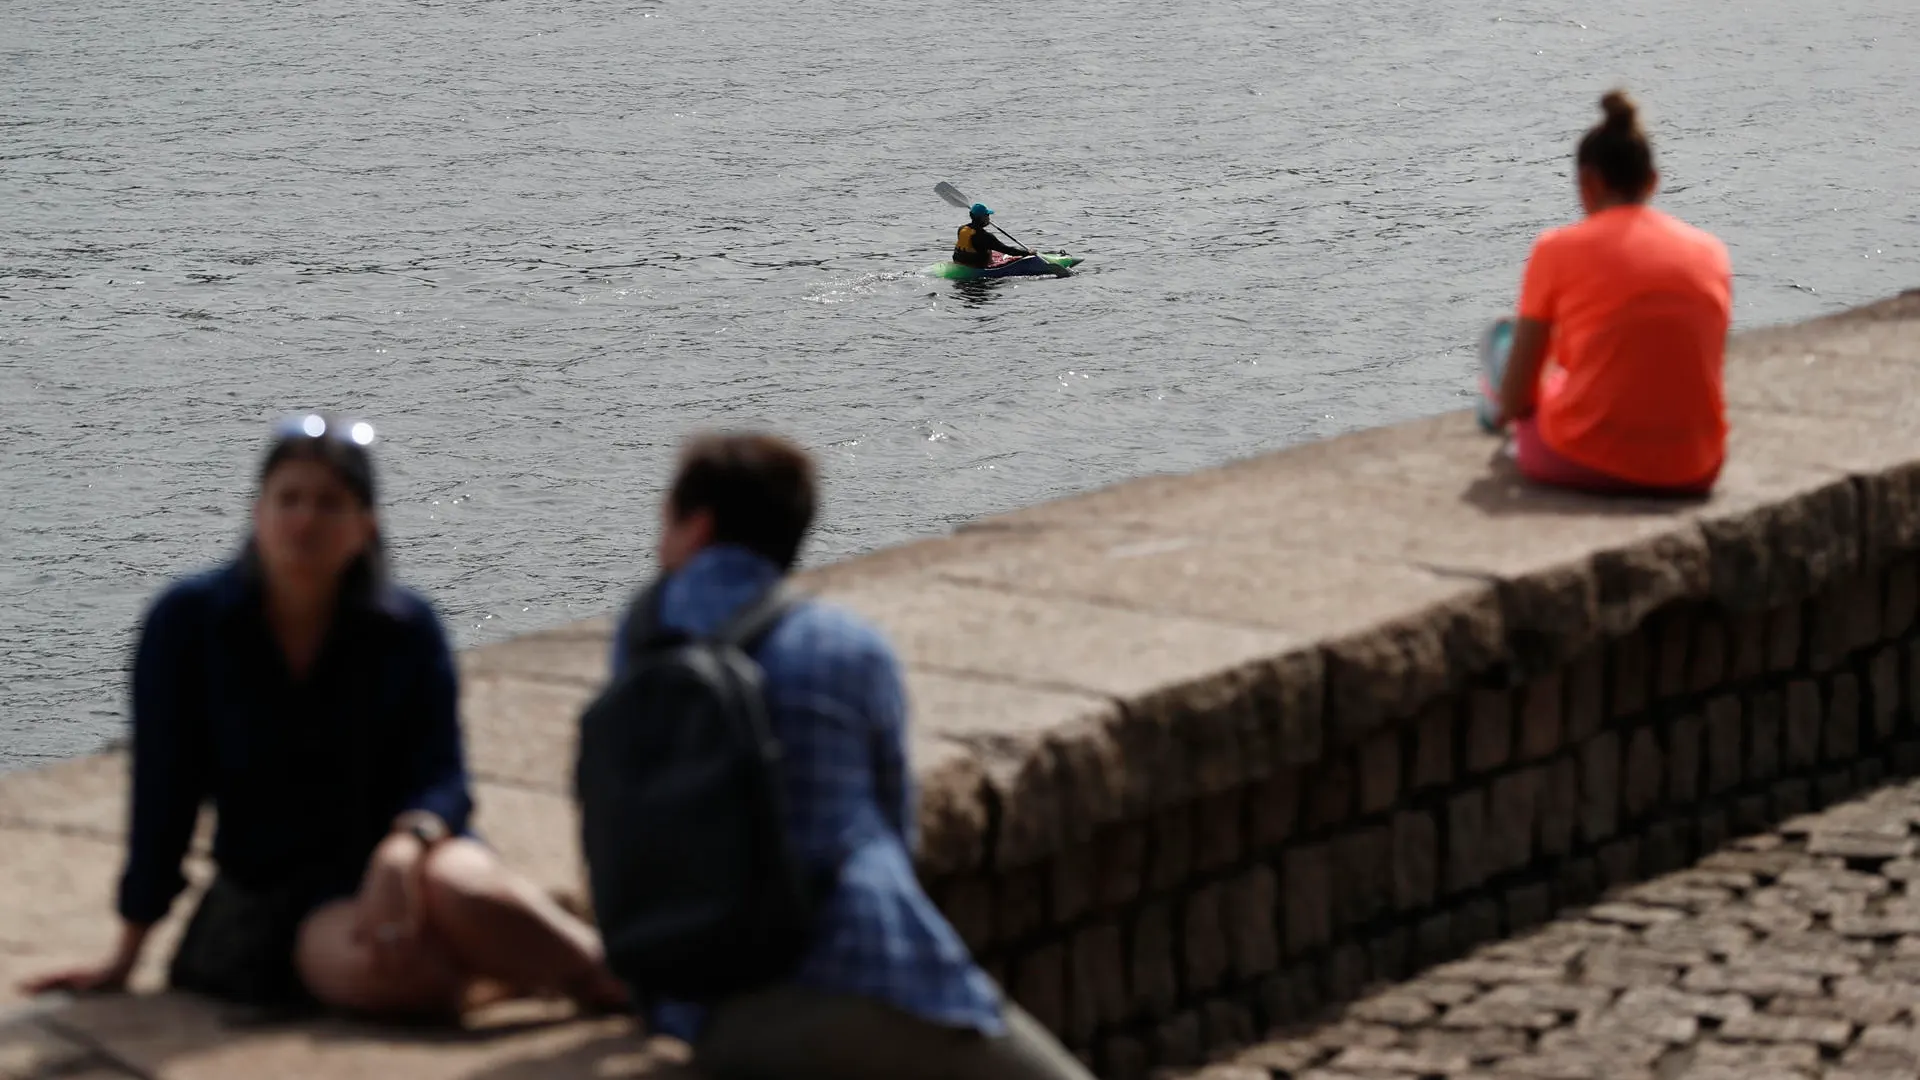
{"left": 933, "top": 181, "right": 1039, "bottom": 255}
{"left": 933, "top": 181, "right": 972, "bottom": 210}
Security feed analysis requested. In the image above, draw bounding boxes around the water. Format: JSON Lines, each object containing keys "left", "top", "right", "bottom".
{"left": 4, "top": 0, "right": 1916, "bottom": 770}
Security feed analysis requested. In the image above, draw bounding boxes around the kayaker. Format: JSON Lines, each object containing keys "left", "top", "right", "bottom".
{"left": 1486, "top": 89, "right": 1732, "bottom": 495}
{"left": 952, "top": 203, "right": 1031, "bottom": 269}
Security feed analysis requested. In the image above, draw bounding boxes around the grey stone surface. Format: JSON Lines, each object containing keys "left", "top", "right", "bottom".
{"left": 46, "top": 995, "right": 682, "bottom": 1080}
{"left": 0, "top": 753, "right": 130, "bottom": 842}
{"left": 900, "top": 669, "right": 1119, "bottom": 870}
{"left": 822, "top": 575, "right": 1305, "bottom": 812}
{"left": 459, "top": 635, "right": 612, "bottom": 689}
{"left": 1724, "top": 340, "right": 1920, "bottom": 423}
{"left": 459, "top": 673, "right": 599, "bottom": 792}
{"left": 931, "top": 531, "right": 1501, "bottom": 738}
{"left": 0, "top": 825, "right": 201, "bottom": 1008}
{"left": 469, "top": 782, "right": 584, "bottom": 900}
{"left": 0, "top": 1011, "right": 110, "bottom": 1079}
{"left": 977, "top": 447, "right": 1717, "bottom": 675}
{"left": 1681, "top": 454, "right": 1862, "bottom": 614}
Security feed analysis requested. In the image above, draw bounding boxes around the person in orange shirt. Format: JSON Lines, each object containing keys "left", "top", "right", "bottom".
{"left": 1481, "top": 90, "right": 1733, "bottom": 495}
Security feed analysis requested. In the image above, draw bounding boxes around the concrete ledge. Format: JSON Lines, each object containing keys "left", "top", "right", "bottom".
{"left": 2, "top": 288, "right": 1918, "bottom": 1078}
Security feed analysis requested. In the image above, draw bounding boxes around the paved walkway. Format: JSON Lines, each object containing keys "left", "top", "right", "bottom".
{"left": 1191, "top": 777, "right": 1920, "bottom": 1080}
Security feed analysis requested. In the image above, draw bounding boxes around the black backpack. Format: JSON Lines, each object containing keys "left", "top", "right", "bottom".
{"left": 573, "top": 579, "right": 815, "bottom": 1003}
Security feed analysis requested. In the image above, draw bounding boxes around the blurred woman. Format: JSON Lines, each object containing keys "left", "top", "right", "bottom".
{"left": 24, "top": 413, "right": 624, "bottom": 1018}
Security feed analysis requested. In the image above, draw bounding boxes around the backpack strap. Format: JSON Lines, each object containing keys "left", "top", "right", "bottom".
{"left": 712, "top": 582, "right": 798, "bottom": 652}
{"left": 622, "top": 577, "right": 799, "bottom": 660}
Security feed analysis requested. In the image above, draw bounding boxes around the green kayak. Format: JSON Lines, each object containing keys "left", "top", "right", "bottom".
{"left": 925, "top": 252, "right": 1082, "bottom": 281}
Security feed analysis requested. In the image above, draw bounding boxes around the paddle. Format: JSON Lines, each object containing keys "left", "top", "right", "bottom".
{"left": 934, "top": 181, "right": 1040, "bottom": 258}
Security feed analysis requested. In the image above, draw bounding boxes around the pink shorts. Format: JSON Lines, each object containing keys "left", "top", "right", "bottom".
{"left": 1514, "top": 418, "right": 1717, "bottom": 496}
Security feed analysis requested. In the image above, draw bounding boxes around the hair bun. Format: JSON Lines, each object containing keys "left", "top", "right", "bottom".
{"left": 1599, "top": 89, "right": 1638, "bottom": 132}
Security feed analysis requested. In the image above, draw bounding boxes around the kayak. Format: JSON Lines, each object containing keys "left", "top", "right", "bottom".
{"left": 926, "top": 252, "right": 1082, "bottom": 281}
{"left": 926, "top": 252, "right": 1081, "bottom": 280}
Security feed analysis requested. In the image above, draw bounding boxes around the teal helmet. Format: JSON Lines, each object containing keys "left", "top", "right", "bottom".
{"left": 969, "top": 202, "right": 992, "bottom": 219}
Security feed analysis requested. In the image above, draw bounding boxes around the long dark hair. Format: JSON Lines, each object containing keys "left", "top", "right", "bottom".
{"left": 240, "top": 423, "right": 391, "bottom": 605}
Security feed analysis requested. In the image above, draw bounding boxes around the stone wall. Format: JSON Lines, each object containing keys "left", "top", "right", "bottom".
{"left": 916, "top": 575, "right": 1920, "bottom": 1079}
{"left": 830, "top": 289, "right": 1920, "bottom": 1078}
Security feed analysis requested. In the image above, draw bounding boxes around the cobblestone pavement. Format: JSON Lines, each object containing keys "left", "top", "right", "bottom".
{"left": 1187, "top": 777, "right": 1920, "bottom": 1080}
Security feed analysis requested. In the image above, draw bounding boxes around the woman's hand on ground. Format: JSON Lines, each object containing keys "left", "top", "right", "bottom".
{"left": 19, "top": 955, "right": 134, "bottom": 996}
{"left": 19, "top": 922, "right": 147, "bottom": 996}
{"left": 354, "top": 833, "right": 426, "bottom": 970}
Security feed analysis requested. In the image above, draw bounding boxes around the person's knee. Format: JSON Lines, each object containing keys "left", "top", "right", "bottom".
{"left": 420, "top": 838, "right": 510, "bottom": 923}
{"left": 296, "top": 902, "right": 462, "bottom": 1018}
{"left": 294, "top": 902, "right": 391, "bottom": 1013}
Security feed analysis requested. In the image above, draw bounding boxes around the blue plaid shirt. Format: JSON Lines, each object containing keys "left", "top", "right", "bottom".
{"left": 611, "top": 544, "right": 1006, "bottom": 1043}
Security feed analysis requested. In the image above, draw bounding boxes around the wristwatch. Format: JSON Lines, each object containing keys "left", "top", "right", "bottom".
{"left": 395, "top": 811, "right": 450, "bottom": 848}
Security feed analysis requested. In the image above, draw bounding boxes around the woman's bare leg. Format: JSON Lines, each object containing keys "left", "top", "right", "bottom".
{"left": 294, "top": 899, "right": 469, "bottom": 1019}
{"left": 416, "top": 839, "right": 627, "bottom": 1010}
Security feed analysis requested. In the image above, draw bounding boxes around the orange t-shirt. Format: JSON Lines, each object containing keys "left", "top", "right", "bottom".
{"left": 1517, "top": 205, "right": 1733, "bottom": 488}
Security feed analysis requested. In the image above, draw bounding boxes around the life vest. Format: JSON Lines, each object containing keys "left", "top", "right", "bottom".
{"left": 954, "top": 223, "right": 991, "bottom": 267}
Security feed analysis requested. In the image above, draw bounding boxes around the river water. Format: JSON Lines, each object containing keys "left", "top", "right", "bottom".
{"left": 3, "top": 0, "right": 1916, "bottom": 769}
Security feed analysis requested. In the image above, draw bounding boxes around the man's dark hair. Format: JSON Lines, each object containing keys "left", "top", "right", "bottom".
{"left": 668, "top": 431, "right": 818, "bottom": 570}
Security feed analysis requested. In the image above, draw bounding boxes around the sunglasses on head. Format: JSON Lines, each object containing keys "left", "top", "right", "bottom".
{"left": 272, "top": 412, "right": 377, "bottom": 447}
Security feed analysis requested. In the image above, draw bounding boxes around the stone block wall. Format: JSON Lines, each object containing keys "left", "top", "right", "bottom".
{"left": 855, "top": 293, "right": 1920, "bottom": 1079}
{"left": 916, "top": 565, "right": 1920, "bottom": 1079}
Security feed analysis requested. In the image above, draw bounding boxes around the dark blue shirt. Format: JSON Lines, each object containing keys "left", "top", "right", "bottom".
{"left": 117, "top": 559, "right": 473, "bottom": 924}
